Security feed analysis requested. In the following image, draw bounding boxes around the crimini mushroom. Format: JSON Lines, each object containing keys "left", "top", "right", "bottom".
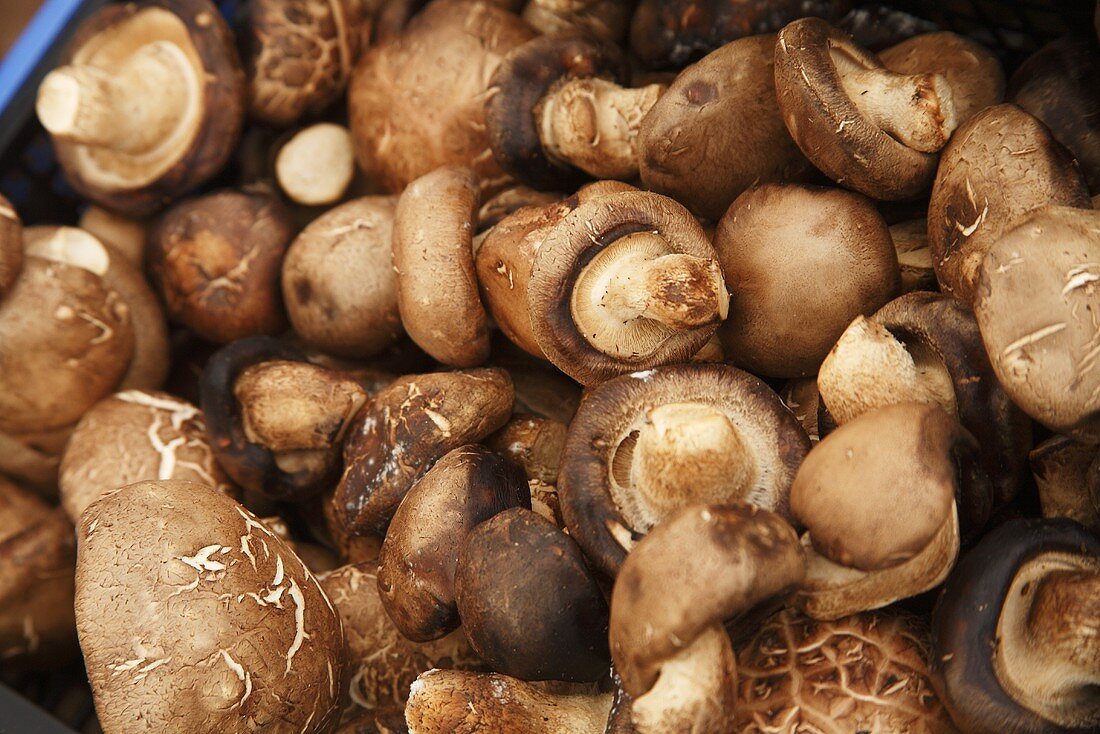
{"left": 521, "top": 0, "right": 630, "bottom": 43}
{"left": 59, "top": 389, "right": 235, "bottom": 521}
{"left": 817, "top": 291, "right": 1031, "bottom": 509}
{"left": 790, "top": 403, "right": 991, "bottom": 620}
{"left": 334, "top": 367, "right": 514, "bottom": 537}
{"left": 405, "top": 669, "right": 614, "bottom": 734}
{"left": 736, "top": 608, "right": 958, "bottom": 734}
{"left": 486, "top": 33, "right": 664, "bottom": 188}
{"left": 377, "top": 445, "right": 529, "bottom": 642}
{"left": 348, "top": 0, "right": 534, "bottom": 193}
{"left": 147, "top": 188, "right": 294, "bottom": 344}
{"left": 0, "top": 193, "right": 23, "bottom": 297}
{"left": 76, "top": 480, "right": 345, "bottom": 733}
{"left": 714, "top": 183, "right": 900, "bottom": 378}
{"left": 454, "top": 507, "right": 609, "bottom": 682}
{"left": 890, "top": 219, "right": 937, "bottom": 293}
{"left": 0, "top": 476, "right": 77, "bottom": 666}
{"left": 245, "top": 0, "right": 370, "bottom": 126}
{"left": 975, "top": 206, "right": 1100, "bottom": 441}
{"left": 282, "top": 195, "right": 403, "bottom": 359}
{"left": 275, "top": 123, "right": 357, "bottom": 206}
{"left": 559, "top": 363, "right": 809, "bottom": 578}
{"left": 637, "top": 34, "right": 811, "bottom": 221}
{"left": 1030, "top": 436, "right": 1100, "bottom": 533}
{"left": 928, "top": 104, "right": 1090, "bottom": 304}
{"left": 774, "top": 18, "right": 958, "bottom": 200}
{"left": 610, "top": 503, "right": 805, "bottom": 734}
{"left": 35, "top": 0, "right": 245, "bottom": 215}
{"left": 202, "top": 337, "right": 367, "bottom": 500}
{"left": 932, "top": 518, "right": 1100, "bottom": 734}
{"left": 78, "top": 206, "right": 148, "bottom": 268}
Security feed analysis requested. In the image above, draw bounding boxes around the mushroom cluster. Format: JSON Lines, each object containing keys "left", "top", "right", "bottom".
{"left": 3, "top": 3, "right": 1099, "bottom": 733}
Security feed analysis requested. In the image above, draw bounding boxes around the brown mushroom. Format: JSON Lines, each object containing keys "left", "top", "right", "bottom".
{"left": 486, "top": 414, "right": 568, "bottom": 527}
{"left": 781, "top": 378, "right": 822, "bottom": 443}
{"left": 714, "top": 183, "right": 900, "bottom": 378}
{"left": 275, "top": 123, "right": 357, "bottom": 206}
{"left": 35, "top": 0, "right": 245, "bottom": 215}
{"left": 1029, "top": 436, "right": 1100, "bottom": 533}
{"left": 890, "top": 219, "right": 937, "bottom": 293}
{"left": 522, "top": 0, "right": 630, "bottom": 42}
{"left": 928, "top": 104, "right": 1091, "bottom": 304}
{"left": 77, "top": 206, "right": 148, "bottom": 269}
{"left": 0, "top": 194, "right": 23, "bottom": 297}
{"left": 476, "top": 185, "right": 561, "bottom": 230}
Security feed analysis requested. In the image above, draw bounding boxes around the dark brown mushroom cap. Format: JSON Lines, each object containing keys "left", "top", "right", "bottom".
{"left": 629, "top": 0, "right": 852, "bottom": 69}
{"left": 0, "top": 194, "right": 21, "bottom": 297}
{"left": 485, "top": 414, "right": 567, "bottom": 486}
{"left": 453, "top": 507, "right": 610, "bottom": 682}
{"left": 377, "top": 445, "right": 529, "bottom": 642}
{"left": 334, "top": 367, "right": 514, "bottom": 537}
{"left": 559, "top": 364, "right": 810, "bottom": 579}
{"left": 393, "top": 166, "right": 489, "bottom": 367}
{"left": 928, "top": 104, "right": 1090, "bottom": 304}
{"left": 47, "top": 0, "right": 245, "bottom": 215}
{"left": 932, "top": 518, "right": 1100, "bottom": 734}
{"left": 1030, "top": 436, "right": 1100, "bottom": 533}
{"left": 637, "top": 34, "right": 812, "bottom": 221}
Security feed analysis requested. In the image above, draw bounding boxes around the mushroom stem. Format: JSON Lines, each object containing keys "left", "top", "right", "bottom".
{"left": 538, "top": 78, "right": 665, "bottom": 179}
{"left": 37, "top": 41, "right": 192, "bottom": 154}
{"left": 832, "top": 50, "right": 957, "bottom": 153}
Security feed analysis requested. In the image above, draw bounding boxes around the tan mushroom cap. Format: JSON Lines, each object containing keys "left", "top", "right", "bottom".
{"left": 1030, "top": 436, "right": 1100, "bottom": 532}
{"left": 976, "top": 206, "right": 1100, "bottom": 441}
{"left": 0, "top": 194, "right": 22, "bottom": 296}
{"left": 275, "top": 123, "right": 356, "bottom": 206}
{"left": 393, "top": 166, "right": 490, "bottom": 367}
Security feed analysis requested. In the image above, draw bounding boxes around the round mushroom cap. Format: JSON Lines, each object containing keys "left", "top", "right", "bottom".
{"left": 0, "top": 194, "right": 22, "bottom": 297}
{"left": 714, "top": 183, "right": 900, "bottom": 378}
{"left": 637, "top": 34, "right": 811, "bottom": 221}
{"left": 736, "top": 608, "right": 958, "bottom": 734}
{"left": 928, "top": 104, "right": 1090, "bottom": 304}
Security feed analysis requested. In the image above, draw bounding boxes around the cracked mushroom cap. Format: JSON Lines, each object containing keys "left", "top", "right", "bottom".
{"left": 714, "top": 183, "right": 900, "bottom": 378}
{"left": 35, "top": 0, "right": 245, "bottom": 215}
{"left": 76, "top": 480, "right": 345, "bottom": 733}
{"left": 147, "top": 188, "right": 294, "bottom": 344}
{"left": 377, "top": 445, "right": 529, "bottom": 642}
{"left": 790, "top": 402, "right": 991, "bottom": 620}
{"left": 928, "top": 104, "right": 1090, "bottom": 304}
{"left": 59, "top": 389, "right": 235, "bottom": 521}
{"left": 932, "top": 518, "right": 1100, "bottom": 734}
{"left": 736, "top": 608, "right": 958, "bottom": 734}
{"left": 334, "top": 367, "right": 514, "bottom": 537}
{"left": 975, "top": 206, "right": 1100, "bottom": 441}
{"left": 0, "top": 194, "right": 21, "bottom": 297}
{"left": 559, "top": 363, "right": 810, "bottom": 578}
{"left": 774, "top": 18, "right": 957, "bottom": 200}
{"left": 1029, "top": 436, "right": 1100, "bottom": 533}
{"left": 610, "top": 503, "right": 805, "bottom": 734}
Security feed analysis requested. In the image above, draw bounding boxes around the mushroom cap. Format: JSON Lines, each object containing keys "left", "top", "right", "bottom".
{"left": 275, "top": 123, "right": 357, "bottom": 206}
{"left": 714, "top": 183, "right": 899, "bottom": 378}
{"left": 377, "top": 445, "right": 529, "bottom": 642}
{"left": 485, "top": 413, "right": 567, "bottom": 487}
{"left": 1030, "top": 436, "right": 1100, "bottom": 533}
{"left": 928, "top": 104, "right": 1090, "bottom": 304}
{"left": 454, "top": 507, "right": 610, "bottom": 682}
{"left": 736, "top": 608, "right": 958, "bottom": 734}
{"left": 393, "top": 166, "right": 490, "bottom": 367}
{"left": 637, "top": 34, "right": 811, "bottom": 221}
{"left": 890, "top": 218, "right": 938, "bottom": 293}
{"left": 559, "top": 363, "right": 810, "bottom": 578}
{"left": 0, "top": 194, "right": 22, "bottom": 297}
{"left": 975, "top": 206, "right": 1100, "bottom": 441}
{"left": 78, "top": 206, "right": 148, "bottom": 268}
{"left": 282, "top": 196, "right": 403, "bottom": 359}
{"left": 48, "top": 0, "right": 245, "bottom": 215}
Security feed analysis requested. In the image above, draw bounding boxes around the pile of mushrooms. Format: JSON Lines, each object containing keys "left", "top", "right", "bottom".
{"left": 0, "top": 2, "right": 1097, "bottom": 733}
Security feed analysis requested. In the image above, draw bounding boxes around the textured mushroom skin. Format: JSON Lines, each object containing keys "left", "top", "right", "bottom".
{"left": 1030, "top": 437, "right": 1100, "bottom": 532}
{"left": 76, "top": 480, "right": 345, "bottom": 734}
{"left": 0, "top": 194, "right": 21, "bottom": 297}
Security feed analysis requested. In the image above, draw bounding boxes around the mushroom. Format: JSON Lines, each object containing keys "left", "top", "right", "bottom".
{"left": 275, "top": 123, "right": 357, "bottom": 206}
{"left": 348, "top": 0, "right": 534, "bottom": 193}
{"left": 790, "top": 402, "right": 992, "bottom": 620}
{"left": 890, "top": 219, "right": 937, "bottom": 293}
{"left": 781, "top": 378, "right": 822, "bottom": 443}
{"left": 0, "top": 194, "right": 22, "bottom": 297}
{"left": 35, "top": 0, "right": 245, "bottom": 215}
{"left": 974, "top": 206, "right": 1100, "bottom": 441}
{"left": 932, "top": 517, "right": 1100, "bottom": 734}
{"left": 245, "top": 0, "right": 370, "bottom": 126}
{"left": 637, "top": 34, "right": 812, "bottom": 221}
{"left": 147, "top": 188, "right": 294, "bottom": 344}
{"left": 486, "top": 414, "right": 568, "bottom": 527}
{"left": 560, "top": 364, "right": 809, "bottom": 578}
{"left": 334, "top": 367, "right": 514, "bottom": 536}
{"left": 774, "top": 18, "right": 958, "bottom": 200}
{"left": 282, "top": 196, "right": 403, "bottom": 359}
{"left": 202, "top": 336, "right": 367, "bottom": 500}
{"left": 1030, "top": 436, "right": 1100, "bottom": 533}
{"left": 610, "top": 503, "right": 805, "bottom": 734}
{"left": 377, "top": 445, "right": 529, "bottom": 642}
{"left": 736, "top": 608, "right": 958, "bottom": 734}
{"left": 928, "top": 104, "right": 1090, "bottom": 304}
{"left": 77, "top": 206, "right": 148, "bottom": 268}
{"left": 816, "top": 291, "right": 1032, "bottom": 509}
{"left": 75, "top": 480, "right": 345, "bottom": 733}
{"left": 476, "top": 185, "right": 561, "bottom": 230}
{"left": 454, "top": 507, "right": 610, "bottom": 682}
{"left": 713, "top": 183, "right": 900, "bottom": 378}
{"left": 392, "top": 166, "right": 490, "bottom": 367}
{"left": 521, "top": 0, "right": 630, "bottom": 43}
{"left": 59, "top": 389, "right": 236, "bottom": 521}
{"left": 485, "top": 33, "right": 665, "bottom": 188}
